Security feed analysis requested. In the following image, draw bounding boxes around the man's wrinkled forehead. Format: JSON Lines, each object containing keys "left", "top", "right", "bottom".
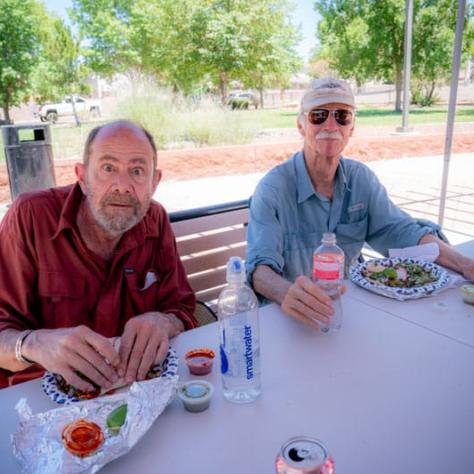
{"left": 85, "top": 121, "right": 157, "bottom": 168}
{"left": 93, "top": 123, "right": 150, "bottom": 149}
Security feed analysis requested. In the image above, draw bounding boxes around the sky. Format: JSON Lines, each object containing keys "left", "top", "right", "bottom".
{"left": 41, "top": 0, "right": 319, "bottom": 63}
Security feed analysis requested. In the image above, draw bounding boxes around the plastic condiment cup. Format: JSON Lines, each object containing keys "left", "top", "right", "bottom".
{"left": 461, "top": 284, "right": 474, "bottom": 305}
{"left": 184, "top": 348, "right": 215, "bottom": 375}
{"left": 178, "top": 380, "right": 214, "bottom": 413}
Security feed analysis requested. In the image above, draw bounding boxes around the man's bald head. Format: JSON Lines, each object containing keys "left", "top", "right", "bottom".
{"left": 83, "top": 120, "right": 158, "bottom": 169}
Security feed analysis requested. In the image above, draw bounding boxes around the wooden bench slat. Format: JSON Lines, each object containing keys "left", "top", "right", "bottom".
{"left": 170, "top": 201, "right": 250, "bottom": 309}
{"left": 182, "top": 245, "right": 246, "bottom": 275}
{"left": 188, "top": 267, "right": 229, "bottom": 294}
{"left": 176, "top": 226, "right": 247, "bottom": 256}
{"left": 172, "top": 208, "right": 249, "bottom": 237}
{"left": 196, "top": 286, "right": 226, "bottom": 306}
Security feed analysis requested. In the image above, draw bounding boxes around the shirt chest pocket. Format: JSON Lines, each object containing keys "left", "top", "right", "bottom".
{"left": 38, "top": 272, "right": 86, "bottom": 328}
{"left": 335, "top": 216, "right": 369, "bottom": 244}
{"left": 124, "top": 270, "right": 160, "bottom": 315}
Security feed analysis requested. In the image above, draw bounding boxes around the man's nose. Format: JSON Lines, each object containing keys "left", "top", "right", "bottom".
{"left": 111, "top": 171, "right": 133, "bottom": 193}
{"left": 323, "top": 111, "right": 339, "bottom": 131}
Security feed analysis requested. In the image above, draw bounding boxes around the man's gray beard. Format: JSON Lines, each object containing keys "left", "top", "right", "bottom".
{"left": 85, "top": 188, "right": 150, "bottom": 237}
{"left": 88, "top": 200, "right": 144, "bottom": 236}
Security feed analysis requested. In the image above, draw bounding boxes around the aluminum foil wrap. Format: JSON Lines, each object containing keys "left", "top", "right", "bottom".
{"left": 12, "top": 375, "right": 178, "bottom": 473}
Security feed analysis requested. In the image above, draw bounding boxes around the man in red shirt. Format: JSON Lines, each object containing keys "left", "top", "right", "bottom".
{"left": 0, "top": 120, "right": 197, "bottom": 390}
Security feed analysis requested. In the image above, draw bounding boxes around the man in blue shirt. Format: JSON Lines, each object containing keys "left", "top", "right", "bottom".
{"left": 246, "top": 78, "right": 474, "bottom": 329}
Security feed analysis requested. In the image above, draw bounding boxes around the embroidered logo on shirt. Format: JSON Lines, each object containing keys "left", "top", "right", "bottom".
{"left": 348, "top": 202, "right": 365, "bottom": 213}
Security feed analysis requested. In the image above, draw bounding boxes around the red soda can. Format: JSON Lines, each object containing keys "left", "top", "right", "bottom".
{"left": 275, "top": 436, "right": 335, "bottom": 474}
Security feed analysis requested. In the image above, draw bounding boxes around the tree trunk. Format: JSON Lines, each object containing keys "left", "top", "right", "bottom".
{"left": 71, "top": 96, "right": 81, "bottom": 127}
{"left": 427, "top": 81, "right": 436, "bottom": 103}
{"left": 2, "top": 88, "right": 11, "bottom": 123}
{"left": 464, "top": 57, "right": 472, "bottom": 85}
{"left": 219, "top": 71, "right": 228, "bottom": 104}
{"left": 258, "top": 87, "right": 264, "bottom": 109}
{"left": 394, "top": 66, "right": 403, "bottom": 112}
{"left": 2, "top": 105, "right": 10, "bottom": 123}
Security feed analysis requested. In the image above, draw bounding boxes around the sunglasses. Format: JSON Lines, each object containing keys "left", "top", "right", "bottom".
{"left": 306, "top": 108, "right": 354, "bottom": 126}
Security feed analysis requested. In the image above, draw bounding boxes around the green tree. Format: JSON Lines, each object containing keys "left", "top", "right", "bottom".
{"left": 315, "top": 0, "right": 461, "bottom": 111}
{"left": 32, "top": 14, "right": 89, "bottom": 104}
{"left": 72, "top": 0, "right": 301, "bottom": 100}
{"left": 71, "top": 0, "right": 139, "bottom": 76}
{"left": 196, "top": 0, "right": 301, "bottom": 103}
{"left": 463, "top": 8, "right": 474, "bottom": 83}
{"left": 0, "top": 0, "right": 40, "bottom": 122}
{"left": 238, "top": 0, "right": 302, "bottom": 106}
{"left": 130, "top": 0, "right": 208, "bottom": 93}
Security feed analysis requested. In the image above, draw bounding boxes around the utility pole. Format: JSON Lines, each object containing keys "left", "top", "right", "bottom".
{"left": 397, "top": 0, "right": 414, "bottom": 133}
{"left": 438, "top": 0, "right": 467, "bottom": 226}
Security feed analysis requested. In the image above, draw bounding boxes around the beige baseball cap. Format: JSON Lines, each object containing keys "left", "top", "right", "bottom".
{"left": 300, "top": 78, "right": 355, "bottom": 112}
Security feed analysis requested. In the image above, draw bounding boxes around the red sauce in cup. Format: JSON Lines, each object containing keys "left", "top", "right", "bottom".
{"left": 185, "top": 349, "right": 215, "bottom": 375}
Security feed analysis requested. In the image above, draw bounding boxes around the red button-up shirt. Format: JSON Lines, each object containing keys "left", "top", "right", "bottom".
{"left": 0, "top": 183, "right": 196, "bottom": 387}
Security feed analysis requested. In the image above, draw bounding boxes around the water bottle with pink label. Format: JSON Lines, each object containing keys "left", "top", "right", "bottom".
{"left": 313, "top": 232, "right": 344, "bottom": 332}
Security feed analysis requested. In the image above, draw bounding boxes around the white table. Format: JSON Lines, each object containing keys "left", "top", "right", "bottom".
{"left": 1, "top": 295, "right": 474, "bottom": 473}
{"left": 347, "top": 239, "right": 474, "bottom": 348}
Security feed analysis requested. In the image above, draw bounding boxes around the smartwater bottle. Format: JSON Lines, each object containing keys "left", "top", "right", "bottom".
{"left": 218, "top": 256, "right": 261, "bottom": 403}
{"left": 313, "top": 232, "right": 344, "bottom": 333}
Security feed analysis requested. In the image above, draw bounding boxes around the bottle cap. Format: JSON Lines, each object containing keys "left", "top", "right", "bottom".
{"left": 226, "top": 256, "right": 246, "bottom": 284}
{"left": 321, "top": 232, "right": 336, "bottom": 245}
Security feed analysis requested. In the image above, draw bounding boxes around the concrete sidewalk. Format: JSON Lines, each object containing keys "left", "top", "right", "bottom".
{"left": 1, "top": 153, "right": 473, "bottom": 245}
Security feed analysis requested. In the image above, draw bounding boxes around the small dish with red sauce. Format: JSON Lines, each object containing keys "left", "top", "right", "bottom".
{"left": 184, "top": 348, "right": 215, "bottom": 376}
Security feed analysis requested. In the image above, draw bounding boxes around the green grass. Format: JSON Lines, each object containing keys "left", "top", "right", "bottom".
{"left": 0, "top": 105, "right": 472, "bottom": 164}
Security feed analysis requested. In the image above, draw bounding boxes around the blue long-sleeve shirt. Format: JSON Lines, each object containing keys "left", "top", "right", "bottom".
{"left": 246, "top": 151, "right": 433, "bottom": 285}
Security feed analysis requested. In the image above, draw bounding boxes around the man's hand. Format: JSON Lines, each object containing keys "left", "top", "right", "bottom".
{"left": 463, "top": 262, "right": 474, "bottom": 282}
{"left": 23, "top": 326, "right": 120, "bottom": 392}
{"left": 119, "top": 312, "right": 184, "bottom": 384}
{"left": 281, "top": 275, "right": 345, "bottom": 330}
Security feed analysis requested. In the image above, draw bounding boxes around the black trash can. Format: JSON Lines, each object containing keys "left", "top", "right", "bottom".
{"left": 1, "top": 123, "right": 56, "bottom": 200}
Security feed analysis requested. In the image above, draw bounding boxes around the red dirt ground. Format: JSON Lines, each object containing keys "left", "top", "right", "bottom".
{"left": 0, "top": 123, "right": 473, "bottom": 204}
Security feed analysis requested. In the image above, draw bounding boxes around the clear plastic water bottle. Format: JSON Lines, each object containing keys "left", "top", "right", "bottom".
{"left": 218, "top": 256, "right": 261, "bottom": 403}
{"left": 313, "top": 233, "right": 344, "bottom": 333}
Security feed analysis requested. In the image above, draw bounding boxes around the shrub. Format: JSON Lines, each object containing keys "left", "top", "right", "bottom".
{"left": 411, "top": 80, "right": 440, "bottom": 107}
{"left": 116, "top": 88, "right": 257, "bottom": 148}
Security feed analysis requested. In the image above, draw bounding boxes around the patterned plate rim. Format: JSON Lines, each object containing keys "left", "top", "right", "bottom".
{"left": 42, "top": 346, "right": 178, "bottom": 405}
{"left": 349, "top": 257, "right": 450, "bottom": 299}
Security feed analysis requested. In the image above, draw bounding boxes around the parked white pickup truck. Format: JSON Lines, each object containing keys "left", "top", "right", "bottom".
{"left": 36, "top": 96, "right": 101, "bottom": 123}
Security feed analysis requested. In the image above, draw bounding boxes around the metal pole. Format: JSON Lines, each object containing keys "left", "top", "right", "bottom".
{"left": 438, "top": 0, "right": 466, "bottom": 226}
{"left": 400, "top": 0, "right": 414, "bottom": 132}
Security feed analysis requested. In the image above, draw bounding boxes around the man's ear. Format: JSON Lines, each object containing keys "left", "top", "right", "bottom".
{"left": 349, "top": 112, "right": 356, "bottom": 137}
{"left": 349, "top": 121, "right": 355, "bottom": 138}
{"left": 75, "top": 163, "right": 87, "bottom": 194}
{"left": 152, "top": 169, "right": 162, "bottom": 192}
{"left": 297, "top": 116, "right": 306, "bottom": 138}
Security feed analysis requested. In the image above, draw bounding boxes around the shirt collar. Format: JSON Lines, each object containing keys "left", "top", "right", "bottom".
{"left": 295, "top": 151, "right": 316, "bottom": 203}
{"left": 52, "top": 183, "right": 84, "bottom": 238}
{"left": 295, "top": 152, "right": 350, "bottom": 204}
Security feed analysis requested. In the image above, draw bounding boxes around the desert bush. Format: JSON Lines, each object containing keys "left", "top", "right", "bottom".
{"left": 116, "top": 88, "right": 257, "bottom": 148}
{"left": 411, "top": 80, "right": 440, "bottom": 107}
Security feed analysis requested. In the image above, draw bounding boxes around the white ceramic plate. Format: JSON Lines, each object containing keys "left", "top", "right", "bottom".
{"left": 42, "top": 347, "right": 179, "bottom": 405}
{"left": 350, "top": 257, "right": 450, "bottom": 301}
